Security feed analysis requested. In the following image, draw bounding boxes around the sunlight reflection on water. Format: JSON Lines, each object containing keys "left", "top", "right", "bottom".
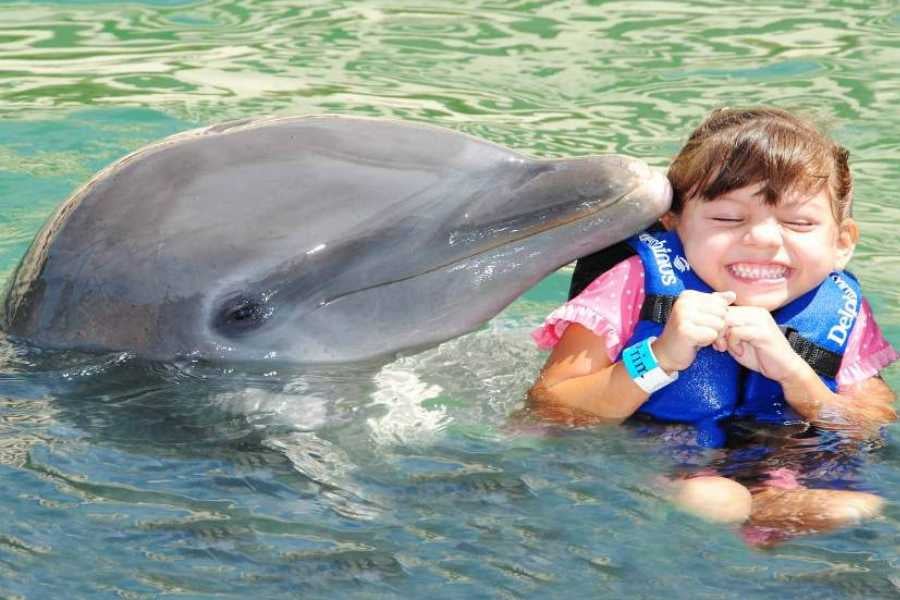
{"left": 0, "top": 0, "right": 898, "bottom": 597}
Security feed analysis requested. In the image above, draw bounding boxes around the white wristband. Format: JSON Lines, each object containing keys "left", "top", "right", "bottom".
{"left": 621, "top": 336, "right": 679, "bottom": 394}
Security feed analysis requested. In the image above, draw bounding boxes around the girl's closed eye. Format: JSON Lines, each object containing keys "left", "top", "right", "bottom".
{"left": 710, "top": 216, "right": 744, "bottom": 223}
{"left": 780, "top": 215, "right": 818, "bottom": 230}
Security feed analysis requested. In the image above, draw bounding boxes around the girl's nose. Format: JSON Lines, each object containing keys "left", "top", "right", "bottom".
{"left": 743, "top": 218, "right": 783, "bottom": 246}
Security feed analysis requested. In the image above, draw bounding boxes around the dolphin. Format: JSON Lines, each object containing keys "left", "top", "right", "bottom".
{"left": 1, "top": 116, "right": 671, "bottom": 363}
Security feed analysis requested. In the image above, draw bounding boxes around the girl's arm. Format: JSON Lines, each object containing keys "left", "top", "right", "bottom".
{"left": 529, "top": 290, "right": 734, "bottom": 424}
{"left": 723, "top": 305, "right": 897, "bottom": 432}
{"left": 780, "top": 368, "right": 896, "bottom": 432}
{"left": 527, "top": 323, "right": 652, "bottom": 424}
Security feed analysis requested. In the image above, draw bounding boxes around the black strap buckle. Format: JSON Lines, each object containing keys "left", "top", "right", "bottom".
{"left": 640, "top": 294, "right": 677, "bottom": 324}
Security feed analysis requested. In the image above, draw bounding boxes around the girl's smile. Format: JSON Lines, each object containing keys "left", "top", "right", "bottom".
{"left": 726, "top": 262, "right": 790, "bottom": 283}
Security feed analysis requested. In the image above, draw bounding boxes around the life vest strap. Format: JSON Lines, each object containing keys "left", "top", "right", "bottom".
{"left": 568, "top": 222, "right": 665, "bottom": 300}
{"left": 781, "top": 327, "right": 842, "bottom": 379}
{"left": 568, "top": 241, "right": 637, "bottom": 300}
{"left": 641, "top": 294, "right": 843, "bottom": 379}
{"left": 640, "top": 294, "right": 677, "bottom": 324}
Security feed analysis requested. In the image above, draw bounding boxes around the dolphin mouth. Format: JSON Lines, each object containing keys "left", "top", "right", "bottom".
{"left": 319, "top": 167, "right": 671, "bottom": 308}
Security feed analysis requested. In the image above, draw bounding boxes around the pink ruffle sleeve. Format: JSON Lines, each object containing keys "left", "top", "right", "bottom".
{"left": 531, "top": 256, "right": 644, "bottom": 362}
{"left": 836, "top": 298, "right": 899, "bottom": 389}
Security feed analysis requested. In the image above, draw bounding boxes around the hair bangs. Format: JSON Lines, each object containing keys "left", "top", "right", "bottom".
{"left": 667, "top": 107, "right": 852, "bottom": 220}
{"left": 699, "top": 123, "right": 830, "bottom": 205}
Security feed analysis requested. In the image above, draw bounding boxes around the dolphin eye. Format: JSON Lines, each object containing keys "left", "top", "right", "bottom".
{"left": 214, "top": 296, "right": 272, "bottom": 335}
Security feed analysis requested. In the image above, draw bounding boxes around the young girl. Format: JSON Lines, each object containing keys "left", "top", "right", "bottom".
{"left": 528, "top": 107, "right": 898, "bottom": 540}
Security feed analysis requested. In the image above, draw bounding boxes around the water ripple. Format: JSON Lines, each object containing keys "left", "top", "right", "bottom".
{"left": 1, "top": 0, "right": 899, "bottom": 597}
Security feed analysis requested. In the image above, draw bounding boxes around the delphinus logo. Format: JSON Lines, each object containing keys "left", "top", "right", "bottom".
{"left": 827, "top": 273, "right": 858, "bottom": 346}
{"left": 638, "top": 233, "right": 680, "bottom": 285}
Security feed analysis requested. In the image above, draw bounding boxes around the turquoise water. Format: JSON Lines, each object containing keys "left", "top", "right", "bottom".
{"left": 1, "top": 1, "right": 899, "bottom": 597}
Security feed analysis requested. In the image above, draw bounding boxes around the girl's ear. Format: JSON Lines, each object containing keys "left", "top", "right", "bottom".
{"left": 660, "top": 211, "right": 679, "bottom": 231}
{"left": 834, "top": 218, "right": 859, "bottom": 271}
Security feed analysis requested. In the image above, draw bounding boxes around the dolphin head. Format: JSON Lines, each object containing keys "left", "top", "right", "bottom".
{"left": 2, "top": 117, "right": 671, "bottom": 363}
{"left": 195, "top": 152, "right": 671, "bottom": 362}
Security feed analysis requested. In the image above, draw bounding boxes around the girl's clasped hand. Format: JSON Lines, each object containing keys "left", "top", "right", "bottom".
{"left": 655, "top": 290, "right": 811, "bottom": 385}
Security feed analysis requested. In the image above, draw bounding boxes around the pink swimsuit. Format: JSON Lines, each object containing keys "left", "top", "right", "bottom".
{"left": 533, "top": 256, "right": 898, "bottom": 389}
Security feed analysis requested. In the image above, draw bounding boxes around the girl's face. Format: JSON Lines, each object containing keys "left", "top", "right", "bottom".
{"left": 669, "top": 182, "right": 857, "bottom": 311}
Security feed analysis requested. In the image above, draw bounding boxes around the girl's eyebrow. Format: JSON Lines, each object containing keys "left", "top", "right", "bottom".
{"left": 721, "top": 187, "right": 765, "bottom": 202}
{"left": 705, "top": 195, "right": 746, "bottom": 207}
{"left": 777, "top": 198, "right": 819, "bottom": 212}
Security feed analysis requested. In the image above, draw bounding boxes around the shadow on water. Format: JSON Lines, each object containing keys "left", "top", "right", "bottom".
{"left": 0, "top": 336, "right": 440, "bottom": 595}
{"left": 0, "top": 333, "right": 398, "bottom": 483}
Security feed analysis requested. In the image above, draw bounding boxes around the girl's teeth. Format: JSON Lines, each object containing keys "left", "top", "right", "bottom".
{"left": 728, "top": 264, "right": 787, "bottom": 280}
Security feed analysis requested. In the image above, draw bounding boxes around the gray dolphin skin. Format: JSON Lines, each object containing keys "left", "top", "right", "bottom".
{"left": 1, "top": 116, "right": 671, "bottom": 363}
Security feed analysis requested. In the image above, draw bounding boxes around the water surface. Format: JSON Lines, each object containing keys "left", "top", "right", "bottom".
{"left": 0, "top": 1, "right": 898, "bottom": 597}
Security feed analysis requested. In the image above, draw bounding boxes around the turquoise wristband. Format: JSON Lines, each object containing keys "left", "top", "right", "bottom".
{"left": 621, "top": 336, "right": 678, "bottom": 394}
{"left": 622, "top": 337, "right": 659, "bottom": 379}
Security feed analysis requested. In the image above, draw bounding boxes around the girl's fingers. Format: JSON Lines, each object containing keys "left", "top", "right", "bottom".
{"left": 703, "top": 297, "right": 732, "bottom": 315}
{"left": 726, "top": 324, "right": 764, "bottom": 343}
{"left": 714, "top": 290, "right": 736, "bottom": 305}
{"left": 725, "top": 329, "right": 748, "bottom": 356}
{"left": 678, "top": 291, "right": 732, "bottom": 316}
{"left": 723, "top": 306, "right": 770, "bottom": 328}
{"left": 685, "top": 323, "right": 721, "bottom": 347}
{"left": 713, "top": 335, "right": 728, "bottom": 352}
{"left": 724, "top": 313, "right": 750, "bottom": 327}
{"left": 726, "top": 326, "right": 763, "bottom": 358}
{"left": 690, "top": 314, "right": 726, "bottom": 331}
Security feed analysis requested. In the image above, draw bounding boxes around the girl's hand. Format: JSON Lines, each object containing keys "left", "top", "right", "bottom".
{"left": 722, "top": 306, "right": 809, "bottom": 382}
{"left": 652, "top": 290, "right": 735, "bottom": 372}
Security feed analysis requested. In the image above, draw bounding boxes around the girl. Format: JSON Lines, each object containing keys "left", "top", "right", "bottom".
{"left": 528, "top": 107, "right": 898, "bottom": 541}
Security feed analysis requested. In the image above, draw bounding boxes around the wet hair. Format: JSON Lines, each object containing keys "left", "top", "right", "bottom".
{"left": 667, "top": 107, "right": 852, "bottom": 221}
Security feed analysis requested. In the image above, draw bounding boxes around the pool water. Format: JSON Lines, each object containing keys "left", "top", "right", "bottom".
{"left": 1, "top": 1, "right": 898, "bottom": 597}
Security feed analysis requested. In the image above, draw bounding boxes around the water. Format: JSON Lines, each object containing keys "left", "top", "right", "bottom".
{"left": 0, "top": 0, "right": 898, "bottom": 597}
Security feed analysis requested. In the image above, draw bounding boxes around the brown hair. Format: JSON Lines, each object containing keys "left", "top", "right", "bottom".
{"left": 667, "top": 107, "right": 852, "bottom": 221}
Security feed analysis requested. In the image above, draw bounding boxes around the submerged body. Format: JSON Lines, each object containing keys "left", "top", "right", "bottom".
{"left": 1, "top": 116, "right": 671, "bottom": 363}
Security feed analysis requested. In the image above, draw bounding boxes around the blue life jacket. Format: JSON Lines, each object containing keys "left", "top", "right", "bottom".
{"left": 619, "top": 229, "right": 861, "bottom": 447}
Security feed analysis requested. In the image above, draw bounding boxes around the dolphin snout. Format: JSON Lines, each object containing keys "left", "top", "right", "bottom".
{"left": 634, "top": 167, "right": 673, "bottom": 215}
{"left": 649, "top": 167, "right": 673, "bottom": 207}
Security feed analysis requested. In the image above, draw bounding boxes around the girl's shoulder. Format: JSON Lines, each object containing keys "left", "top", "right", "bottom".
{"left": 836, "top": 298, "right": 899, "bottom": 389}
{"left": 532, "top": 255, "right": 644, "bottom": 361}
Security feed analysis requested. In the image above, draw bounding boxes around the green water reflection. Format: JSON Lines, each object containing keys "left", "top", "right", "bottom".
{"left": 0, "top": 1, "right": 898, "bottom": 597}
